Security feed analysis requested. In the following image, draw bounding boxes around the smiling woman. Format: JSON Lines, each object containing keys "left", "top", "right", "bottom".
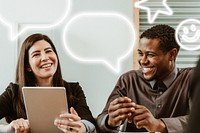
{"left": 0, "top": 33, "right": 96, "bottom": 133}
{"left": 27, "top": 40, "right": 58, "bottom": 86}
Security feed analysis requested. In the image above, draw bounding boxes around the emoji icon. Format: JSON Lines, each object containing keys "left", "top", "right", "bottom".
{"left": 175, "top": 19, "right": 200, "bottom": 51}
{"left": 182, "top": 24, "right": 200, "bottom": 43}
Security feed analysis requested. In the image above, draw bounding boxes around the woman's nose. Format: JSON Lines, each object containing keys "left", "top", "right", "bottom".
{"left": 41, "top": 53, "right": 49, "bottom": 61}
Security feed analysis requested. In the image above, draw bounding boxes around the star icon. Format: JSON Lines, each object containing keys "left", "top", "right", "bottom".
{"left": 135, "top": 0, "right": 173, "bottom": 24}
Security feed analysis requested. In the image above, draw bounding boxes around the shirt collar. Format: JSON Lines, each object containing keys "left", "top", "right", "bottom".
{"left": 149, "top": 65, "right": 178, "bottom": 88}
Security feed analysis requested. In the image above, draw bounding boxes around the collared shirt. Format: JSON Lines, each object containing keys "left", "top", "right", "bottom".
{"left": 150, "top": 65, "right": 178, "bottom": 89}
{"left": 97, "top": 67, "right": 194, "bottom": 133}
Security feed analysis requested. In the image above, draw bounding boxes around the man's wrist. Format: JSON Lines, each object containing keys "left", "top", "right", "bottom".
{"left": 158, "top": 119, "right": 167, "bottom": 132}
{"left": 105, "top": 115, "right": 118, "bottom": 130}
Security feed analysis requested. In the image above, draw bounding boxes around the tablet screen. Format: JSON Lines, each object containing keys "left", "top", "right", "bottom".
{"left": 22, "top": 87, "right": 68, "bottom": 133}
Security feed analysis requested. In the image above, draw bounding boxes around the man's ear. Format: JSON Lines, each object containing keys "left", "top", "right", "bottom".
{"left": 169, "top": 48, "right": 178, "bottom": 61}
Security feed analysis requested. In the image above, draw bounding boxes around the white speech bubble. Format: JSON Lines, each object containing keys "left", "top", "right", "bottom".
{"left": 0, "top": 0, "right": 70, "bottom": 40}
{"left": 175, "top": 19, "right": 200, "bottom": 51}
{"left": 63, "top": 12, "right": 135, "bottom": 73}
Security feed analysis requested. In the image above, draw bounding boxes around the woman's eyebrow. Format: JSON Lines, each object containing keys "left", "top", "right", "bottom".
{"left": 30, "top": 50, "right": 40, "bottom": 56}
{"left": 44, "top": 47, "right": 52, "bottom": 51}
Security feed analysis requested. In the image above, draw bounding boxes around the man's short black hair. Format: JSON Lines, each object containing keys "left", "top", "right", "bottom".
{"left": 140, "top": 24, "right": 180, "bottom": 53}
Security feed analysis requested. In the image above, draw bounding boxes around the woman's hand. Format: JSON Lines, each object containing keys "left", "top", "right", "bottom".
{"left": 54, "top": 107, "right": 86, "bottom": 133}
{"left": 9, "top": 118, "right": 30, "bottom": 133}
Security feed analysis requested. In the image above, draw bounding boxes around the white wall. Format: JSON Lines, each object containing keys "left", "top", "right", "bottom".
{"left": 0, "top": 0, "right": 134, "bottom": 117}
{"left": 0, "top": 23, "right": 16, "bottom": 93}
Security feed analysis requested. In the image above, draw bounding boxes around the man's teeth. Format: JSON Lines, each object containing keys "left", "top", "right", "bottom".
{"left": 41, "top": 64, "right": 51, "bottom": 68}
{"left": 143, "top": 68, "right": 151, "bottom": 72}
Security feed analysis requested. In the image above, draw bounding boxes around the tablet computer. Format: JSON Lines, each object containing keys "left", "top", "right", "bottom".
{"left": 22, "top": 87, "right": 68, "bottom": 133}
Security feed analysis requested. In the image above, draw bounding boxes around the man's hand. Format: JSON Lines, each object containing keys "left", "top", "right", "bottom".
{"left": 107, "top": 97, "right": 135, "bottom": 128}
{"left": 131, "top": 104, "right": 167, "bottom": 132}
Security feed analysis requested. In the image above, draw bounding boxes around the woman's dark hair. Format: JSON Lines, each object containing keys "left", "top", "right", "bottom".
{"left": 140, "top": 24, "right": 180, "bottom": 54}
{"left": 14, "top": 33, "right": 64, "bottom": 119}
{"left": 16, "top": 33, "right": 63, "bottom": 86}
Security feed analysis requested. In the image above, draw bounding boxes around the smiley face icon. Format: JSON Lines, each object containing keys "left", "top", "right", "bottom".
{"left": 175, "top": 19, "right": 200, "bottom": 51}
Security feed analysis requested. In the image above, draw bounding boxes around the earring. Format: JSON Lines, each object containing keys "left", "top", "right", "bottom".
{"left": 27, "top": 68, "right": 32, "bottom": 72}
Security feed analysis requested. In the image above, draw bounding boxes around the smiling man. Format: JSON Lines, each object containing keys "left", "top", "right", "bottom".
{"left": 97, "top": 24, "right": 194, "bottom": 133}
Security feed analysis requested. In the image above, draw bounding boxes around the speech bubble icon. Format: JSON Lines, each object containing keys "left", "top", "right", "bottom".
{"left": 175, "top": 19, "right": 200, "bottom": 51}
{"left": 0, "top": 0, "right": 70, "bottom": 40}
{"left": 63, "top": 12, "right": 135, "bottom": 73}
